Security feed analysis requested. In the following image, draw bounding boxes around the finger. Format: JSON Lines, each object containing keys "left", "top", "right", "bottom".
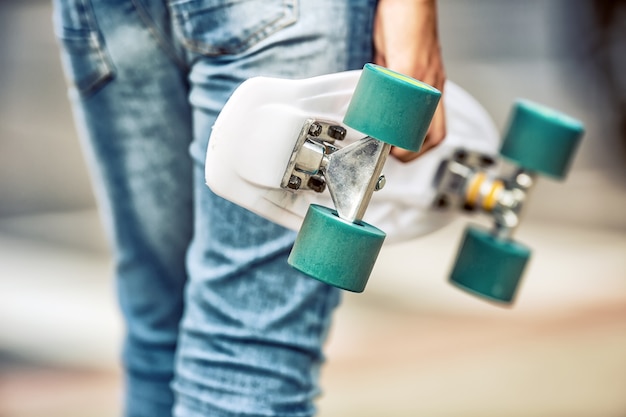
{"left": 390, "top": 146, "right": 421, "bottom": 163}
{"left": 420, "top": 101, "right": 447, "bottom": 153}
{"left": 373, "top": 51, "right": 386, "bottom": 67}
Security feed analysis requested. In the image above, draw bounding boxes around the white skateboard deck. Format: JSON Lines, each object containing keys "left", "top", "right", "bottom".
{"left": 206, "top": 70, "right": 499, "bottom": 243}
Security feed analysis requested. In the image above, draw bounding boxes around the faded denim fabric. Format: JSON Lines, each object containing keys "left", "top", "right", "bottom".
{"left": 52, "top": 0, "right": 376, "bottom": 416}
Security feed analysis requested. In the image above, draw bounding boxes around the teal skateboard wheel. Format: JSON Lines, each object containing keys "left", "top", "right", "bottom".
{"left": 449, "top": 226, "right": 531, "bottom": 304}
{"left": 500, "top": 100, "right": 584, "bottom": 179}
{"left": 288, "top": 204, "right": 386, "bottom": 293}
{"left": 343, "top": 63, "right": 441, "bottom": 152}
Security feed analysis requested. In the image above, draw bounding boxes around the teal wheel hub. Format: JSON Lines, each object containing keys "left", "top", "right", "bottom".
{"left": 343, "top": 63, "right": 441, "bottom": 152}
{"left": 450, "top": 226, "right": 531, "bottom": 304}
{"left": 500, "top": 100, "right": 584, "bottom": 179}
{"left": 288, "top": 205, "right": 386, "bottom": 293}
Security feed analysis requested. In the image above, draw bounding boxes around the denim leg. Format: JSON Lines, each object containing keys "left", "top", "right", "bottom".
{"left": 55, "top": 0, "right": 377, "bottom": 415}
{"left": 53, "top": 0, "right": 192, "bottom": 415}
{"left": 172, "top": 1, "right": 376, "bottom": 416}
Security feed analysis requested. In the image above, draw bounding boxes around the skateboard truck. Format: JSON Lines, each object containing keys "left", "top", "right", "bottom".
{"left": 435, "top": 100, "right": 584, "bottom": 305}
{"left": 435, "top": 149, "right": 534, "bottom": 241}
{"left": 281, "top": 119, "right": 391, "bottom": 223}
{"left": 285, "top": 64, "right": 441, "bottom": 293}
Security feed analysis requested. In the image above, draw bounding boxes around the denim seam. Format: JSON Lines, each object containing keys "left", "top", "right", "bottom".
{"left": 173, "top": 0, "right": 299, "bottom": 56}
{"left": 130, "top": 0, "right": 190, "bottom": 72}
{"left": 66, "top": 0, "right": 117, "bottom": 96}
{"left": 78, "top": 33, "right": 116, "bottom": 96}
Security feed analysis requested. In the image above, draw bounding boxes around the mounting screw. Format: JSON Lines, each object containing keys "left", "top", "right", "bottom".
{"left": 308, "top": 122, "right": 322, "bottom": 137}
{"left": 463, "top": 202, "right": 476, "bottom": 212}
{"left": 328, "top": 125, "right": 347, "bottom": 140}
{"left": 287, "top": 175, "right": 302, "bottom": 190}
{"left": 479, "top": 155, "right": 496, "bottom": 167}
{"left": 374, "top": 175, "right": 386, "bottom": 191}
{"left": 453, "top": 150, "right": 467, "bottom": 163}
{"left": 435, "top": 194, "right": 449, "bottom": 209}
{"left": 307, "top": 176, "right": 326, "bottom": 193}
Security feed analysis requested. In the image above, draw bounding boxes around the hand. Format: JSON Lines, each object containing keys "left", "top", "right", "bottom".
{"left": 373, "top": 0, "right": 447, "bottom": 162}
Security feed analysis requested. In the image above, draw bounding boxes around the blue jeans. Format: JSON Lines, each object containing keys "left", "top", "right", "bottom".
{"left": 52, "top": 0, "right": 376, "bottom": 415}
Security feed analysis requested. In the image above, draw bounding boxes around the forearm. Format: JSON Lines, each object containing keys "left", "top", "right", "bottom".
{"left": 374, "top": 0, "right": 444, "bottom": 88}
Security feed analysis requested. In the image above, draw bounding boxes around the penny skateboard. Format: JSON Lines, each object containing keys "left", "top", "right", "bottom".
{"left": 205, "top": 64, "right": 584, "bottom": 304}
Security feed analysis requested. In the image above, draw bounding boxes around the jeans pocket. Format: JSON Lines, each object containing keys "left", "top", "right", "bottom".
{"left": 169, "top": 0, "right": 298, "bottom": 56}
{"left": 53, "top": 0, "right": 114, "bottom": 97}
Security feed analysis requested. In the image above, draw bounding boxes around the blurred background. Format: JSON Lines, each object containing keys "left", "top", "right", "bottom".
{"left": 1, "top": 0, "right": 625, "bottom": 416}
